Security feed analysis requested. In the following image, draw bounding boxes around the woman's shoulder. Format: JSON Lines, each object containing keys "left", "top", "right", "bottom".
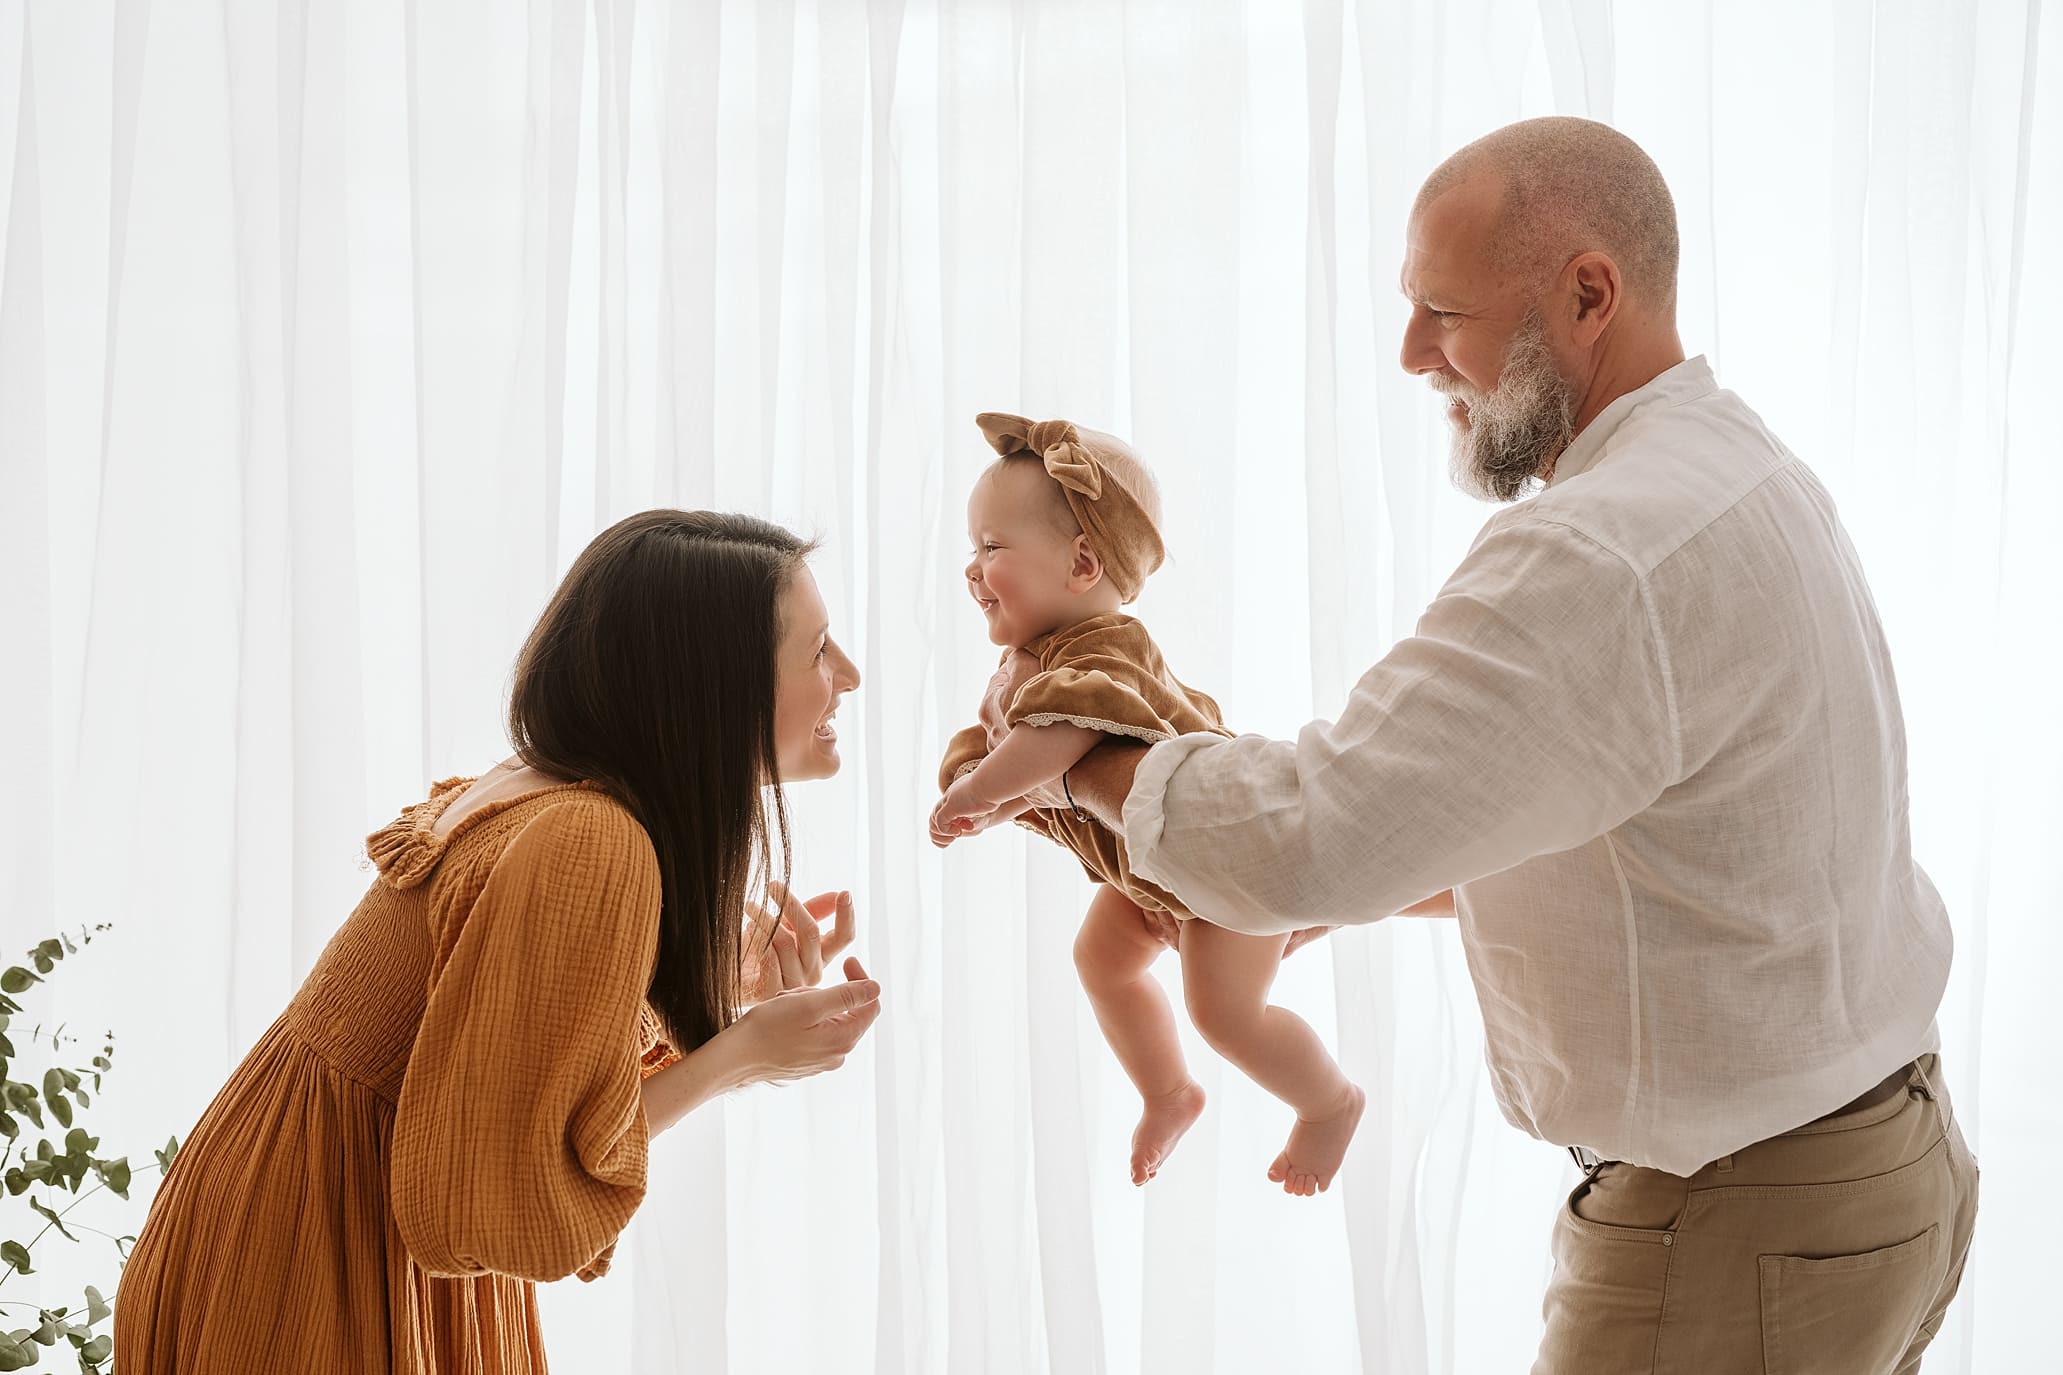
{"left": 489, "top": 788, "right": 657, "bottom": 880}
{"left": 366, "top": 776, "right": 648, "bottom": 891}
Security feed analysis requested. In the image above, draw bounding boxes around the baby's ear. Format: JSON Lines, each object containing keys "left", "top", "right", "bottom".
{"left": 1069, "top": 536, "right": 1106, "bottom": 591}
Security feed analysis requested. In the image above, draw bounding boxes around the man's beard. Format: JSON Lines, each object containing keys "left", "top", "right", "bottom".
{"left": 1429, "top": 311, "right": 1578, "bottom": 503}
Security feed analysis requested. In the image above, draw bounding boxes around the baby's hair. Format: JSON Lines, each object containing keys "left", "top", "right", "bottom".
{"left": 985, "top": 455, "right": 1086, "bottom": 543}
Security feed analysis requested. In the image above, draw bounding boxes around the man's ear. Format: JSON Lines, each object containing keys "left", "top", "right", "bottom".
{"left": 1068, "top": 536, "right": 1106, "bottom": 593}
{"left": 1565, "top": 251, "right": 1622, "bottom": 346}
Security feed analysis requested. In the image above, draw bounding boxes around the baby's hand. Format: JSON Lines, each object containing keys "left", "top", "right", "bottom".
{"left": 928, "top": 797, "right": 972, "bottom": 848}
{"left": 930, "top": 778, "right": 998, "bottom": 848}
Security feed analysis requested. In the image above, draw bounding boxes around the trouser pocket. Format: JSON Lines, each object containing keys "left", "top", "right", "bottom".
{"left": 1757, "top": 1223, "right": 1945, "bottom": 1375}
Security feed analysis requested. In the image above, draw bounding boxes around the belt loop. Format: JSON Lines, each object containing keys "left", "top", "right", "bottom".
{"left": 1908, "top": 1057, "right": 1936, "bottom": 1103}
{"left": 1714, "top": 1152, "right": 1734, "bottom": 1174}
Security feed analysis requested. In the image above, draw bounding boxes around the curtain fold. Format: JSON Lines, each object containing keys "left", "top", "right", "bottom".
{"left": 3, "top": 1, "right": 2054, "bottom": 1370}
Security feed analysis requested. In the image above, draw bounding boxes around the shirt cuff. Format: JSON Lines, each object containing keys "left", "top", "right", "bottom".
{"left": 1120, "top": 733, "right": 1220, "bottom": 899}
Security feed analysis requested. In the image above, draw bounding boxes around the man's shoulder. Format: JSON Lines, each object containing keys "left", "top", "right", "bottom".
{"left": 1527, "top": 390, "right": 1805, "bottom": 578}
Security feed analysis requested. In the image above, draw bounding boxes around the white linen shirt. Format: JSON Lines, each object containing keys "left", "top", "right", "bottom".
{"left": 1123, "top": 356, "right": 1952, "bottom": 1175}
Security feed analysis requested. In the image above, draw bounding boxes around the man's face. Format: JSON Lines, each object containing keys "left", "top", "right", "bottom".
{"left": 1399, "top": 174, "right": 1580, "bottom": 502}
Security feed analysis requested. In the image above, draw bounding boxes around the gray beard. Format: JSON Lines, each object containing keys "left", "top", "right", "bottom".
{"left": 1433, "top": 312, "right": 1579, "bottom": 503}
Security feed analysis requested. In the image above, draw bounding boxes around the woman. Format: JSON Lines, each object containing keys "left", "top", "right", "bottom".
{"left": 115, "top": 511, "right": 880, "bottom": 1373}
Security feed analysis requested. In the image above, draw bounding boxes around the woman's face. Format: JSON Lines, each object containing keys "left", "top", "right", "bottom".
{"left": 772, "top": 566, "right": 861, "bottom": 782}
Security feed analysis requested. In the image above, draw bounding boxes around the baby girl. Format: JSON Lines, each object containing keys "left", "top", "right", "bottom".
{"left": 930, "top": 413, "right": 1364, "bottom": 1196}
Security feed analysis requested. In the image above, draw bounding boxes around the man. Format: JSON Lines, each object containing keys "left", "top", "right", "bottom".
{"left": 1031, "top": 117, "right": 1978, "bottom": 1372}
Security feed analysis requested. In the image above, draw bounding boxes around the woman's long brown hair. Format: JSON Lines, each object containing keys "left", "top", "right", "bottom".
{"left": 507, "top": 510, "right": 818, "bottom": 1053}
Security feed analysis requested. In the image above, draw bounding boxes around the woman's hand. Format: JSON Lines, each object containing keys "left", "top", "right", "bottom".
{"left": 643, "top": 955, "right": 880, "bottom": 1134}
{"left": 728, "top": 958, "right": 884, "bottom": 1085}
{"left": 740, "top": 884, "right": 856, "bottom": 1004}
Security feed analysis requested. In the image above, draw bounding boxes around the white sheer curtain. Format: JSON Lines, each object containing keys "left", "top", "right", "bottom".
{"left": 2, "top": 1, "right": 2055, "bottom": 1371}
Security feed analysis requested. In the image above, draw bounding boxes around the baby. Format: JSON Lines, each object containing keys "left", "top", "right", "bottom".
{"left": 930, "top": 413, "right": 1364, "bottom": 1196}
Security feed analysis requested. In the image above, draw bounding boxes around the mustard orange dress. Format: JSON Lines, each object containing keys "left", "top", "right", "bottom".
{"left": 115, "top": 779, "right": 682, "bottom": 1374}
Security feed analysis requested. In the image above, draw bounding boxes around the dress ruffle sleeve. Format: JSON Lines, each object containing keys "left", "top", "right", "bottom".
{"left": 1003, "top": 667, "right": 1180, "bottom": 745}
{"left": 389, "top": 798, "right": 662, "bottom": 1284}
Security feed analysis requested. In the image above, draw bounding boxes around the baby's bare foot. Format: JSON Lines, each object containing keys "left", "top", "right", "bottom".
{"left": 1131, "top": 1080, "right": 1207, "bottom": 1186}
{"left": 1267, "top": 1081, "right": 1365, "bottom": 1197}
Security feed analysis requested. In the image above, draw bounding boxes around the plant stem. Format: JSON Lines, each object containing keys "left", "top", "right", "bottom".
{"left": 0, "top": 1163, "right": 163, "bottom": 1290}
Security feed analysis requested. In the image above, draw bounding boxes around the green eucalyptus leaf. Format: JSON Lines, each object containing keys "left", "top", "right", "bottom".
{"left": 0, "top": 1239, "right": 31, "bottom": 1274}
{"left": 81, "top": 1335, "right": 111, "bottom": 1363}
{"left": 49, "top": 1095, "right": 71, "bottom": 1129}
{"left": 63, "top": 1130, "right": 93, "bottom": 1155}
{"left": 31, "top": 1316, "right": 55, "bottom": 1346}
{"left": 33, "top": 942, "right": 62, "bottom": 966}
{"left": 0, "top": 1114, "right": 15, "bottom": 1141}
{"left": 99, "top": 1160, "right": 130, "bottom": 1200}
{"left": 29, "top": 1197, "right": 77, "bottom": 1242}
{"left": 0, "top": 1332, "right": 33, "bottom": 1371}
{"left": 3, "top": 1170, "right": 24, "bottom": 1196}
{"left": 83, "top": 1289, "right": 108, "bottom": 1326}
{"left": 0, "top": 970, "right": 35, "bottom": 995}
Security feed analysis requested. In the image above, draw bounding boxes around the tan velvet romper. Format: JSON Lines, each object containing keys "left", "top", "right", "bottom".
{"left": 940, "top": 612, "right": 1232, "bottom": 917}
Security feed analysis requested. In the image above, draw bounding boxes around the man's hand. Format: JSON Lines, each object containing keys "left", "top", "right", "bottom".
{"left": 1282, "top": 925, "right": 1334, "bottom": 959}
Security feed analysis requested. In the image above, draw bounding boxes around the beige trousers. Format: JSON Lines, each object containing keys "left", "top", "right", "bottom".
{"left": 1534, "top": 1054, "right": 1979, "bottom": 1375}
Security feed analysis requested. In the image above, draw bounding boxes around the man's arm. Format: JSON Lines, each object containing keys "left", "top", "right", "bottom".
{"left": 1113, "top": 518, "right": 1678, "bottom": 935}
{"left": 1054, "top": 738, "right": 1146, "bottom": 830}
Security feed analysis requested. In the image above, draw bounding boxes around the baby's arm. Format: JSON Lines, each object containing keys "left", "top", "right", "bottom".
{"left": 929, "top": 793, "right": 1035, "bottom": 848}
{"left": 932, "top": 721, "right": 1103, "bottom": 842}
{"left": 961, "top": 721, "right": 1103, "bottom": 803}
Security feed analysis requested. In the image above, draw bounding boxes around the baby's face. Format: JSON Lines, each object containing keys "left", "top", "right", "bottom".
{"left": 964, "top": 462, "right": 1083, "bottom": 648}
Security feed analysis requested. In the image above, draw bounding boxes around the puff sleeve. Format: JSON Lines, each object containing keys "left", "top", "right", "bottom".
{"left": 390, "top": 798, "right": 662, "bottom": 1282}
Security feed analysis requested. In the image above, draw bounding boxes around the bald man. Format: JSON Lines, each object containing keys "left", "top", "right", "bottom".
{"left": 1030, "top": 118, "right": 1978, "bottom": 1371}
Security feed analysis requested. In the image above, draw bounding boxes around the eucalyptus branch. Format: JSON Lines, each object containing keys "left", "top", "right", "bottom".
{"left": 0, "top": 1164, "right": 162, "bottom": 1291}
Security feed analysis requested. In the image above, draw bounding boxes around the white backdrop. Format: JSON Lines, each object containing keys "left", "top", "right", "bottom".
{"left": 2, "top": 1, "right": 2057, "bottom": 1371}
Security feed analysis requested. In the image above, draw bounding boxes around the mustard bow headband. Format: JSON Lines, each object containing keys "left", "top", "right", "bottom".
{"left": 974, "top": 412, "right": 1164, "bottom": 602}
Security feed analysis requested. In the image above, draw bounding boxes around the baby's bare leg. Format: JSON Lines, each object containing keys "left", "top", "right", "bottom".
{"left": 1180, "top": 921, "right": 1363, "bottom": 1197}
{"left": 1075, "top": 886, "right": 1205, "bottom": 1186}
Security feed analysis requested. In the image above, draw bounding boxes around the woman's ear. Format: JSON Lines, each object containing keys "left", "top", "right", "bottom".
{"left": 1068, "top": 536, "right": 1106, "bottom": 593}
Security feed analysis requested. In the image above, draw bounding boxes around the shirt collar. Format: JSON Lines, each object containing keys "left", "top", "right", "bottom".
{"left": 1547, "top": 355, "right": 1715, "bottom": 488}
